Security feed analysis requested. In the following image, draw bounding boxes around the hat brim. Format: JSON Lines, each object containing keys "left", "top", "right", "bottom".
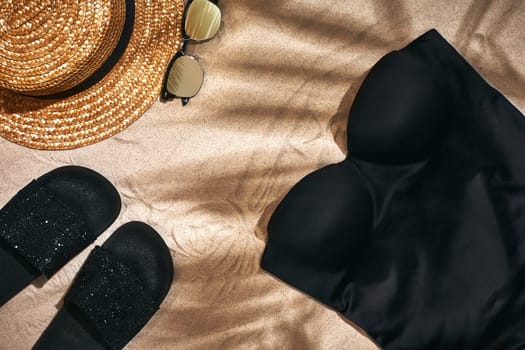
{"left": 0, "top": 0, "right": 184, "bottom": 150}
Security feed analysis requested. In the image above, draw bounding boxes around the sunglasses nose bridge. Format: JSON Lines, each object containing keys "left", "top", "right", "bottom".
{"left": 180, "top": 36, "right": 190, "bottom": 52}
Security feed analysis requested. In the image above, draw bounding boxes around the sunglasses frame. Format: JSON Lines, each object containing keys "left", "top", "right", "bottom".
{"left": 160, "top": 0, "right": 220, "bottom": 105}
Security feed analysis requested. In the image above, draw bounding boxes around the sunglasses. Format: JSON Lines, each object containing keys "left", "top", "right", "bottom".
{"left": 161, "top": 0, "right": 221, "bottom": 105}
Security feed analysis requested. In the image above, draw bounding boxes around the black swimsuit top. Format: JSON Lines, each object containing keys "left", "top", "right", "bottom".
{"left": 261, "top": 29, "right": 525, "bottom": 350}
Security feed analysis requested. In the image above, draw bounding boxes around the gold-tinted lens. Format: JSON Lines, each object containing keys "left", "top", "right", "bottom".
{"left": 185, "top": 0, "right": 221, "bottom": 41}
{"left": 166, "top": 55, "right": 204, "bottom": 98}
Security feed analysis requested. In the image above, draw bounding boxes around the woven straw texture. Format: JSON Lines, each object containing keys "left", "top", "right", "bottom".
{"left": 0, "top": 0, "right": 126, "bottom": 96}
{"left": 0, "top": 0, "right": 184, "bottom": 150}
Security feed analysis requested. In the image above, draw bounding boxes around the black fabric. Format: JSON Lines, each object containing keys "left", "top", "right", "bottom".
{"left": 0, "top": 180, "right": 93, "bottom": 277}
{"left": 65, "top": 246, "right": 157, "bottom": 350}
{"left": 261, "top": 29, "right": 525, "bottom": 349}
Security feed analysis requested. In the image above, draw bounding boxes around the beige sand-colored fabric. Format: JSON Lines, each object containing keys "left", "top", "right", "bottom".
{"left": 0, "top": 1, "right": 524, "bottom": 349}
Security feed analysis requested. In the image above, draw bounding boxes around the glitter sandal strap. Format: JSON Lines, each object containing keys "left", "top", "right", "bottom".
{"left": 0, "top": 180, "right": 95, "bottom": 277}
{"left": 65, "top": 246, "right": 157, "bottom": 350}
{"left": 33, "top": 222, "right": 172, "bottom": 350}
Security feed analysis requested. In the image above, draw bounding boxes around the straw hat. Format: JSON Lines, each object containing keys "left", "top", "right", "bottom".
{"left": 0, "top": 0, "right": 184, "bottom": 149}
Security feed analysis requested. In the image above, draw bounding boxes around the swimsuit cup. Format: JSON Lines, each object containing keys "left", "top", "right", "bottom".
{"left": 261, "top": 29, "right": 525, "bottom": 350}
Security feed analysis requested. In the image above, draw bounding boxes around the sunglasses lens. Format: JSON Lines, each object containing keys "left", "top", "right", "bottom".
{"left": 166, "top": 55, "right": 204, "bottom": 98}
{"left": 185, "top": 0, "right": 221, "bottom": 41}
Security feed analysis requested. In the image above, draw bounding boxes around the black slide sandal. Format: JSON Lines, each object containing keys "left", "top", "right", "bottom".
{"left": 33, "top": 222, "right": 174, "bottom": 350}
{"left": 0, "top": 166, "right": 121, "bottom": 306}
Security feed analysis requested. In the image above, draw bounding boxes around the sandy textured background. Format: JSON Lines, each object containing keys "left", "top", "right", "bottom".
{"left": 1, "top": 1, "right": 524, "bottom": 349}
